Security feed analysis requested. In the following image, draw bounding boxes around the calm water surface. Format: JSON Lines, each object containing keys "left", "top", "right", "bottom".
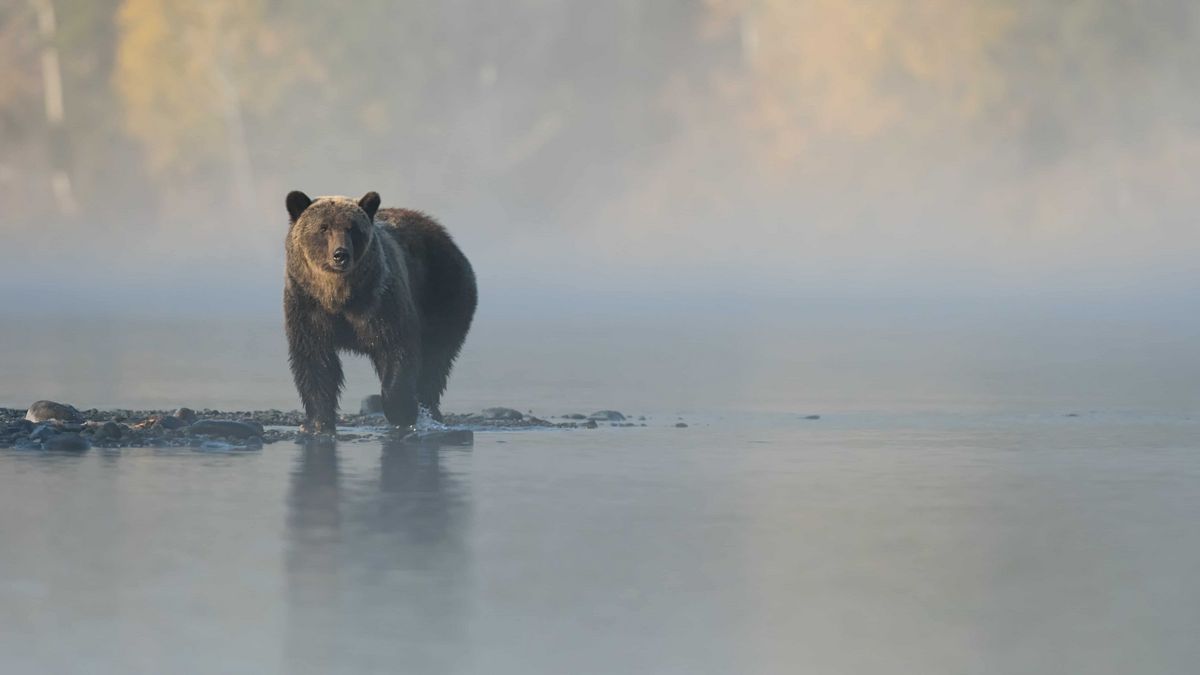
{"left": 2, "top": 413, "right": 1198, "bottom": 674}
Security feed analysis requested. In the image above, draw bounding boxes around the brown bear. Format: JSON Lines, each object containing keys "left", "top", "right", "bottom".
{"left": 284, "top": 191, "right": 476, "bottom": 433}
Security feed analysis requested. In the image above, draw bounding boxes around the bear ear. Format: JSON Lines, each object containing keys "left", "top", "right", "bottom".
{"left": 286, "top": 191, "right": 312, "bottom": 222}
{"left": 358, "top": 191, "right": 381, "bottom": 221}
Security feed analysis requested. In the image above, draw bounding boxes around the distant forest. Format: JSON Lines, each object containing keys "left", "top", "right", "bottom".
{"left": 2, "top": 0, "right": 1196, "bottom": 237}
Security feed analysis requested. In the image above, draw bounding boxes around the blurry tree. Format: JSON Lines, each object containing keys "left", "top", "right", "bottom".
{"left": 114, "top": 0, "right": 306, "bottom": 214}
{"left": 702, "top": 0, "right": 1015, "bottom": 166}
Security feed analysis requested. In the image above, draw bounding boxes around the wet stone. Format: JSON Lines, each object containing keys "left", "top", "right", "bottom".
{"left": 188, "top": 419, "right": 264, "bottom": 439}
{"left": 93, "top": 421, "right": 123, "bottom": 443}
{"left": 480, "top": 407, "right": 523, "bottom": 421}
{"left": 360, "top": 395, "right": 384, "bottom": 415}
{"left": 25, "top": 400, "right": 84, "bottom": 424}
{"left": 153, "top": 415, "right": 187, "bottom": 430}
{"left": 30, "top": 424, "right": 58, "bottom": 441}
{"left": 44, "top": 433, "right": 91, "bottom": 452}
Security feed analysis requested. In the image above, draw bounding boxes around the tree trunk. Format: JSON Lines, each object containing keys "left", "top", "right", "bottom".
{"left": 32, "top": 0, "right": 78, "bottom": 217}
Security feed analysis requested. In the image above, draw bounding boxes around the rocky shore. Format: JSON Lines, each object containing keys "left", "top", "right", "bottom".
{"left": 0, "top": 400, "right": 654, "bottom": 451}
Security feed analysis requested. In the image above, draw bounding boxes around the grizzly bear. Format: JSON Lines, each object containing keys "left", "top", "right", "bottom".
{"left": 284, "top": 191, "right": 476, "bottom": 433}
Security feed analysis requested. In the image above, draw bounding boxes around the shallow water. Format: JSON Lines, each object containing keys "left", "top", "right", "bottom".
{"left": 2, "top": 412, "right": 1199, "bottom": 674}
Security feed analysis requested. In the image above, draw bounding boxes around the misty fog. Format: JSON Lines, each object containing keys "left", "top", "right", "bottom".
{"left": 1, "top": 1, "right": 1197, "bottom": 412}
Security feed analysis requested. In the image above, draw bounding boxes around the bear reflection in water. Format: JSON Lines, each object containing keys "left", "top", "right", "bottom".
{"left": 284, "top": 436, "right": 471, "bottom": 673}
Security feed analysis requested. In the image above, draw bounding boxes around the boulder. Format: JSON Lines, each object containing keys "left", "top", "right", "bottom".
{"left": 25, "top": 400, "right": 84, "bottom": 424}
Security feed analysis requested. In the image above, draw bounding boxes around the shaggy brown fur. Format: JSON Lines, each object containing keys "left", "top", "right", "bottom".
{"left": 284, "top": 191, "right": 476, "bottom": 432}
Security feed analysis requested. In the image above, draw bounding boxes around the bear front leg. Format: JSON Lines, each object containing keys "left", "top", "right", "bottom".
{"left": 287, "top": 323, "right": 344, "bottom": 434}
{"left": 291, "top": 347, "right": 343, "bottom": 433}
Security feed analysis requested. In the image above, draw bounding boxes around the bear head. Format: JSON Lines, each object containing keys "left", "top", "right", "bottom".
{"left": 286, "top": 190, "right": 381, "bottom": 275}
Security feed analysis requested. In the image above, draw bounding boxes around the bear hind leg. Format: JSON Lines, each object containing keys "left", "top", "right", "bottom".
{"left": 373, "top": 353, "right": 419, "bottom": 428}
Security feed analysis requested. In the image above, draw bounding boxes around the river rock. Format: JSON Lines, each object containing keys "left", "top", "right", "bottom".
{"left": 188, "top": 419, "right": 264, "bottom": 439}
{"left": 360, "top": 395, "right": 384, "bottom": 415}
{"left": 93, "top": 421, "right": 123, "bottom": 443}
{"left": 480, "top": 407, "right": 523, "bottom": 421}
{"left": 29, "top": 424, "right": 59, "bottom": 441}
{"left": 153, "top": 415, "right": 187, "bottom": 430}
{"left": 44, "top": 433, "right": 91, "bottom": 452}
{"left": 25, "top": 400, "right": 84, "bottom": 424}
{"left": 588, "top": 410, "right": 626, "bottom": 421}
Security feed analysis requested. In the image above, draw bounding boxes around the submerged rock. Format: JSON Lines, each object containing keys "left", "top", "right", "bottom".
{"left": 674, "top": 422, "right": 689, "bottom": 428}
{"left": 588, "top": 410, "right": 626, "bottom": 421}
{"left": 480, "top": 407, "right": 523, "bottom": 421}
{"left": 562, "top": 413, "right": 586, "bottom": 420}
{"left": 25, "top": 400, "right": 84, "bottom": 424}
{"left": 188, "top": 419, "right": 264, "bottom": 439}
{"left": 802, "top": 415, "right": 821, "bottom": 420}
{"left": 583, "top": 419, "right": 598, "bottom": 429}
